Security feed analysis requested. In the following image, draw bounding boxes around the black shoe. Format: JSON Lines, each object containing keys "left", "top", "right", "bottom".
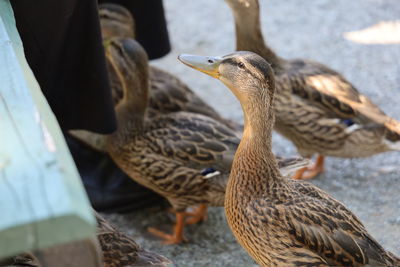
{"left": 65, "top": 135, "right": 165, "bottom": 213}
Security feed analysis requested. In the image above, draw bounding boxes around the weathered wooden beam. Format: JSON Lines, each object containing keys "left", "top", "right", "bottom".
{"left": 0, "top": 0, "right": 97, "bottom": 259}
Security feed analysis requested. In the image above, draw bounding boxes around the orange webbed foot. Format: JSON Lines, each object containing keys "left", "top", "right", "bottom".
{"left": 147, "top": 227, "right": 187, "bottom": 245}
{"left": 185, "top": 204, "right": 208, "bottom": 225}
{"left": 293, "top": 155, "right": 325, "bottom": 180}
{"left": 148, "top": 212, "right": 187, "bottom": 244}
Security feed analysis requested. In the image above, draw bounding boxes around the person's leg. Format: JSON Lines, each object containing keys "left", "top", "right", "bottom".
{"left": 11, "top": 0, "right": 163, "bottom": 212}
{"left": 11, "top": 0, "right": 116, "bottom": 133}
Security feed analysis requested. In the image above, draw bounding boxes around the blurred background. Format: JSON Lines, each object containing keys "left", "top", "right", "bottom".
{"left": 104, "top": 0, "right": 400, "bottom": 266}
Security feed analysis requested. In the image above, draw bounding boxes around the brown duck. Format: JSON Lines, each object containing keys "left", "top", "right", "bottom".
{"left": 99, "top": 3, "right": 239, "bottom": 130}
{"left": 179, "top": 51, "right": 400, "bottom": 266}
{"left": 96, "top": 213, "right": 171, "bottom": 267}
{"left": 224, "top": 0, "right": 400, "bottom": 179}
{"left": 1, "top": 213, "right": 170, "bottom": 267}
{"left": 70, "top": 3, "right": 241, "bottom": 151}
{"left": 105, "top": 38, "right": 308, "bottom": 244}
{"left": 0, "top": 253, "right": 39, "bottom": 267}
{"left": 99, "top": 3, "right": 135, "bottom": 40}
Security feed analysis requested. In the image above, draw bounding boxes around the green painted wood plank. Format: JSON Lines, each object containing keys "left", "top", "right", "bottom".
{"left": 0, "top": 0, "right": 96, "bottom": 258}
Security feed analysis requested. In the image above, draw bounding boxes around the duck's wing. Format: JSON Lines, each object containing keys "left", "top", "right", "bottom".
{"left": 146, "top": 112, "right": 307, "bottom": 176}
{"left": 96, "top": 213, "right": 171, "bottom": 267}
{"left": 149, "top": 66, "right": 222, "bottom": 118}
{"left": 255, "top": 182, "right": 397, "bottom": 266}
{"left": 149, "top": 66, "right": 242, "bottom": 131}
{"left": 278, "top": 60, "right": 400, "bottom": 149}
{"left": 145, "top": 112, "right": 239, "bottom": 173}
{"left": 282, "top": 60, "right": 399, "bottom": 127}
{"left": 275, "top": 156, "right": 311, "bottom": 177}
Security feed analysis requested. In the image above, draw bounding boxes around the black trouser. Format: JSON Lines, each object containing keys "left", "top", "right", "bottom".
{"left": 11, "top": 0, "right": 170, "bottom": 133}
{"left": 11, "top": 0, "right": 169, "bottom": 211}
{"left": 11, "top": 0, "right": 115, "bottom": 133}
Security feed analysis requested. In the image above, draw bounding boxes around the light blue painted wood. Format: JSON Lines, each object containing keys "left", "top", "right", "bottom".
{"left": 0, "top": 0, "right": 96, "bottom": 258}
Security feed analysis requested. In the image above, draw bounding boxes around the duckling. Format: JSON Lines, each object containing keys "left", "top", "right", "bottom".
{"left": 99, "top": 3, "right": 240, "bottom": 129}
{"left": 179, "top": 51, "right": 400, "bottom": 267}
{"left": 95, "top": 213, "right": 171, "bottom": 267}
{"left": 105, "top": 38, "right": 309, "bottom": 244}
{"left": 224, "top": 0, "right": 400, "bottom": 180}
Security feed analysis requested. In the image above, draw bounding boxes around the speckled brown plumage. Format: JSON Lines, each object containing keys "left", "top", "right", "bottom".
{"left": 105, "top": 38, "right": 308, "bottom": 244}
{"left": 179, "top": 51, "right": 400, "bottom": 266}
{"left": 0, "top": 214, "right": 171, "bottom": 267}
{"left": 99, "top": 3, "right": 135, "bottom": 40}
{"left": 100, "top": 3, "right": 240, "bottom": 131}
{"left": 0, "top": 253, "right": 39, "bottom": 267}
{"left": 147, "top": 66, "right": 239, "bottom": 131}
{"left": 96, "top": 213, "right": 170, "bottom": 267}
{"left": 70, "top": 4, "right": 241, "bottom": 151}
{"left": 225, "top": 0, "right": 400, "bottom": 179}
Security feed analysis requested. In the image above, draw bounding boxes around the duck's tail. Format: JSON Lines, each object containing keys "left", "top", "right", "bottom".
{"left": 135, "top": 249, "right": 172, "bottom": 267}
{"left": 276, "top": 156, "right": 312, "bottom": 177}
{"left": 383, "top": 118, "right": 400, "bottom": 151}
{"left": 96, "top": 212, "right": 171, "bottom": 267}
{"left": 386, "top": 251, "right": 400, "bottom": 267}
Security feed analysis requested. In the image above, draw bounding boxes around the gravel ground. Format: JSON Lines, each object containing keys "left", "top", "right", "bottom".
{"left": 103, "top": 0, "right": 400, "bottom": 266}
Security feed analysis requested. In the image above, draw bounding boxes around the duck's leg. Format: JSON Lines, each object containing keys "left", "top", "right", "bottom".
{"left": 148, "top": 212, "right": 187, "bottom": 244}
{"left": 293, "top": 155, "right": 325, "bottom": 180}
{"left": 185, "top": 204, "right": 208, "bottom": 225}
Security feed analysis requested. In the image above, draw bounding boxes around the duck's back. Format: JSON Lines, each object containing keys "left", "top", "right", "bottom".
{"left": 96, "top": 214, "right": 171, "bottom": 267}
{"left": 107, "top": 111, "right": 239, "bottom": 208}
{"left": 148, "top": 66, "right": 241, "bottom": 131}
{"left": 273, "top": 59, "right": 400, "bottom": 158}
{"left": 276, "top": 59, "right": 385, "bottom": 119}
{"left": 226, "top": 177, "right": 399, "bottom": 267}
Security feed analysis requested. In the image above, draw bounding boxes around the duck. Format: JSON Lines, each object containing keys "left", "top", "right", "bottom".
{"left": 70, "top": 3, "right": 241, "bottom": 151}
{"left": 178, "top": 51, "right": 400, "bottom": 266}
{"left": 96, "top": 213, "right": 171, "bottom": 267}
{"left": 224, "top": 0, "right": 400, "bottom": 180}
{"left": 0, "top": 253, "right": 39, "bottom": 266}
{"left": 105, "top": 37, "right": 309, "bottom": 244}
{"left": 0, "top": 213, "right": 170, "bottom": 267}
{"left": 0, "top": 216, "right": 172, "bottom": 267}
{"left": 99, "top": 3, "right": 240, "bottom": 130}
{"left": 99, "top": 3, "right": 135, "bottom": 40}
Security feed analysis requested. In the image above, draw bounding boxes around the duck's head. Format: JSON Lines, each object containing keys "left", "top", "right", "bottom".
{"left": 178, "top": 51, "right": 275, "bottom": 125}
{"left": 99, "top": 3, "right": 135, "bottom": 39}
{"left": 104, "top": 38, "right": 149, "bottom": 111}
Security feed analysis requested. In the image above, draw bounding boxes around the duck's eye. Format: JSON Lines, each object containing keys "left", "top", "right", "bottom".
{"left": 238, "top": 62, "right": 245, "bottom": 69}
{"left": 208, "top": 59, "right": 214, "bottom": 64}
{"left": 113, "top": 44, "right": 125, "bottom": 57}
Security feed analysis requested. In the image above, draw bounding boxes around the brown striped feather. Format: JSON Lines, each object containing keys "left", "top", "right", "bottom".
{"left": 226, "top": 0, "right": 400, "bottom": 159}
{"left": 183, "top": 50, "right": 400, "bottom": 266}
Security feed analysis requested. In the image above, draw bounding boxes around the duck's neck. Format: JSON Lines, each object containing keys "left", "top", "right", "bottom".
{"left": 233, "top": 10, "right": 283, "bottom": 70}
{"left": 112, "top": 100, "right": 146, "bottom": 145}
{"left": 109, "top": 69, "right": 149, "bottom": 147}
{"left": 231, "top": 93, "right": 283, "bottom": 194}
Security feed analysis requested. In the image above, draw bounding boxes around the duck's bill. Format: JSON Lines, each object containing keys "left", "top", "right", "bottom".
{"left": 103, "top": 39, "right": 114, "bottom": 51}
{"left": 178, "top": 54, "right": 222, "bottom": 78}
